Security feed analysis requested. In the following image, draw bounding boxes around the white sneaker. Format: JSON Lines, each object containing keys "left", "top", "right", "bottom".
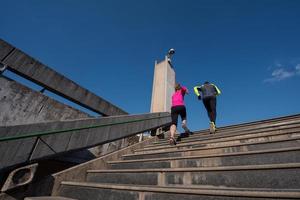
{"left": 209, "top": 122, "right": 216, "bottom": 134}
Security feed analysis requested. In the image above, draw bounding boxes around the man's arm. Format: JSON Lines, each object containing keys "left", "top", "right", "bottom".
{"left": 212, "top": 84, "right": 221, "bottom": 95}
{"left": 193, "top": 86, "right": 202, "bottom": 100}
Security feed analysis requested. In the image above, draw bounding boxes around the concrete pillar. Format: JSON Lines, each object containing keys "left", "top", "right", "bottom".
{"left": 147, "top": 56, "right": 175, "bottom": 137}
{"left": 150, "top": 56, "right": 176, "bottom": 113}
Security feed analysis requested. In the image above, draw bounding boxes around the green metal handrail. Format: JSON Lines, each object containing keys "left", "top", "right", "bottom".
{"left": 0, "top": 115, "right": 170, "bottom": 142}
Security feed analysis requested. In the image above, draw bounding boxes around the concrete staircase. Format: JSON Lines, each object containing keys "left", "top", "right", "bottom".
{"left": 30, "top": 114, "right": 300, "bottom": 199}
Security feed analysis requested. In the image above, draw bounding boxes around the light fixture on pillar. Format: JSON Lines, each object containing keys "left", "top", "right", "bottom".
{"left": 167, "top": 48, "right": 175, "bottom": 63}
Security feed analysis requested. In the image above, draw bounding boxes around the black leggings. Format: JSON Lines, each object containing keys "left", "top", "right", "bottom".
{"left": 203, "top": 97, "right": 217, "bottom": 123}
{"left": 171, "top": 105, "right": 187, "bottom": 126}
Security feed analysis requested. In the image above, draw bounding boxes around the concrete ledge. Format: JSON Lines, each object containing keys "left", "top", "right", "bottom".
{"left": 0, "top": 112, "right": 171, "bottom": 171}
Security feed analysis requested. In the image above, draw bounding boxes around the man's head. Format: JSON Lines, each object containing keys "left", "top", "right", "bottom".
{"left": 204, "top": 81, "right": 210, "bottom": 84}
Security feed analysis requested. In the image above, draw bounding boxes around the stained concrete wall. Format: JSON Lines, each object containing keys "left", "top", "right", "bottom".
{"left": 0, "top": 76, "right": 90, "bottom": 126}
{"left": 0, "top": 75, "right": 131, "bottom": 180}
{"left": 0, "top": 75, "right": 133, "bottom": 162}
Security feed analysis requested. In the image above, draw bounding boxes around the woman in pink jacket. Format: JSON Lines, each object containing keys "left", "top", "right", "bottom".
{"left": 169, "top": 83, "right": 191, "bottom": 145}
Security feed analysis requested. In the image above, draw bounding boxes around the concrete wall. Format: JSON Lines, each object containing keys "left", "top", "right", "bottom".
{"left": 0, "top": 75, "right": 136, "bottom": 163}
{"left": 166, "top": 61, "right": 175, "bottom": 112}
{"left": 0, "top": 76, "right": 90, "bottom": 126}
{"left": 0, "top": 75, "right": 130, "bottom": 183}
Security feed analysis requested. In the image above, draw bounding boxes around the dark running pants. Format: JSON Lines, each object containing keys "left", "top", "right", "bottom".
{"left": 202, "top": 97, "right": 217, "bottom": 124}
{"left": 171, "top": 105, "right": 187, "bottom": 126}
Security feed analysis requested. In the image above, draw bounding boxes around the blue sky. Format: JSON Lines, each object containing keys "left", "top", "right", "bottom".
{"left": 1, "top": 0, "right": 300, "bottom": 131}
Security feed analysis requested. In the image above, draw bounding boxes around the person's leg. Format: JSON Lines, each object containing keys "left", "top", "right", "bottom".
{"left": 182, "top": 120, "right": 189, "bottom": 132}
{"left": 178, "top": 106, "right": 192, "bottom": 138}
{"left": 209, "top": 97, "right": 217, "bottom": 124}
{"left": 170, "top": 124, "right": 177, "bottom": 138}
{"left": 170, "top": 106, "right": 179, "bottom": 145}
{"left": 203, "top": 98, "right": 215, "bottom": 133}
{"left": 203, "top": 98, "right": 213, "bottom": 122}
{"left": 180, "top": 106, "right": 189, "bottom": 131}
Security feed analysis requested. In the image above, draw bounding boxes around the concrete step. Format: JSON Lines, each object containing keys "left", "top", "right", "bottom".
{"left": 24, "top": 197, "right": 76, "bottom": 200}
{"left": 122, "top": 135, "right": 300, "bottom": 160}
{"left": 59, "top": 181, "right": 300, "bottom": 200}
{"left": 151, "top": 121, "right": 300, "bottom": 147}
{"left": 138, "top": 126, "right": 300, "bottom": 153}
{"left": 86, "top": 163, "right": 300, "bottom": 189}
{"left": 153, "top": 114, "right": 300, "bottom": 144}
{"left": 196, "top": 114, "right": 300, "bottom": 133}
{"left": 108, "top": 147, "right": 300, "bottom": 169}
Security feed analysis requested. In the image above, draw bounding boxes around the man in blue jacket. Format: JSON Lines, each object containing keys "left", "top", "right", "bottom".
{"left": 194, "top": 81, "right": 221, "bottom": 133}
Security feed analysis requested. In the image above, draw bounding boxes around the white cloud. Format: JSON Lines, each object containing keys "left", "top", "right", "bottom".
{"left": 272, "top": 68, "right": 294, "bottom": 80}
{"left": 264, "top": 63, "right": 300, "bottom": 83}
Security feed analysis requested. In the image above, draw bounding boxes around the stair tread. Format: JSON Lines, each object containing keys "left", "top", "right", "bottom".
{"left": 87, "top": 162, "right": 300, "bottom": 173}
{"left": 137, "top": 130, "right": 300, "bottom": 152}
{"left": 61, "top": 181, "right": 300, "bottom": 198}
{"left": 24, "top": 197, "right": 76, "bottom": 200}
{"left": 108, "top": 146, "right": 300, "bottom": 164}
{"left": 148, "top": 124, "right": 300, "bottom": 149}
{"left": 153, "top": 119, "right": 300, "bottom": 145}
{"left": 124, "top": 135, "right": 300, "bottom": 157}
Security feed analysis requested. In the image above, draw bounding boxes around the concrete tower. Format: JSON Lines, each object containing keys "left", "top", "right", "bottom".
{"left": 150, "top": 55, "right": 175, "bottom": 113}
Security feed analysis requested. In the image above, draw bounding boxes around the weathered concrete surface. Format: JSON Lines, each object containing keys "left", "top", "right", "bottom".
{"left": 0, "top": 39, "right": 127, "bottom": 116}
{"left": 86, "top": 163, "right": 300, "bottom": 189}
{"left": 0, "top": 75, "right": 131, "bottom": 172}
{"left": 25, "top": 197, "right": 75, "bottom": 200}
{"left": 150, "top": 57, "right": 175, "bottom": 113}
{"left": 0, "top": 76, "right": 90, "bottom": 126}
{"left": 59, "top": 182, "right": 300, "bottom": 200}
{"left": 0, "top": 112, "right": 171, "bottom": 172}
{"left": 109, "top": 147, "right": 300, "bottom": 169}
{"left": 0, "top": 72, "right": 133, "bottom": 165}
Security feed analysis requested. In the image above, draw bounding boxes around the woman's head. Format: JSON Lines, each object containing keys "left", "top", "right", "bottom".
{"left": 175, "top": 83, "right": 181, "bottom": 91}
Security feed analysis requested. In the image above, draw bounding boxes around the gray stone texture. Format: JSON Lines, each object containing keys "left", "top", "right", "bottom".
{"left": 0, "top": 76, "right": 90, "bottom": 126}
{"left": 87, "top": 172, "right": 158, "bottom": 185}
{"left": 85, "top": 166, "right": 300, "bottom": 189}
{"left": 60, "top": 185, "right": 138, "bottom": 200}
{"left": 143, "top": 192, "right": 293, "bottom": 200}
{"left": 25, "top": 197, "right": 75, "bottom": 200}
